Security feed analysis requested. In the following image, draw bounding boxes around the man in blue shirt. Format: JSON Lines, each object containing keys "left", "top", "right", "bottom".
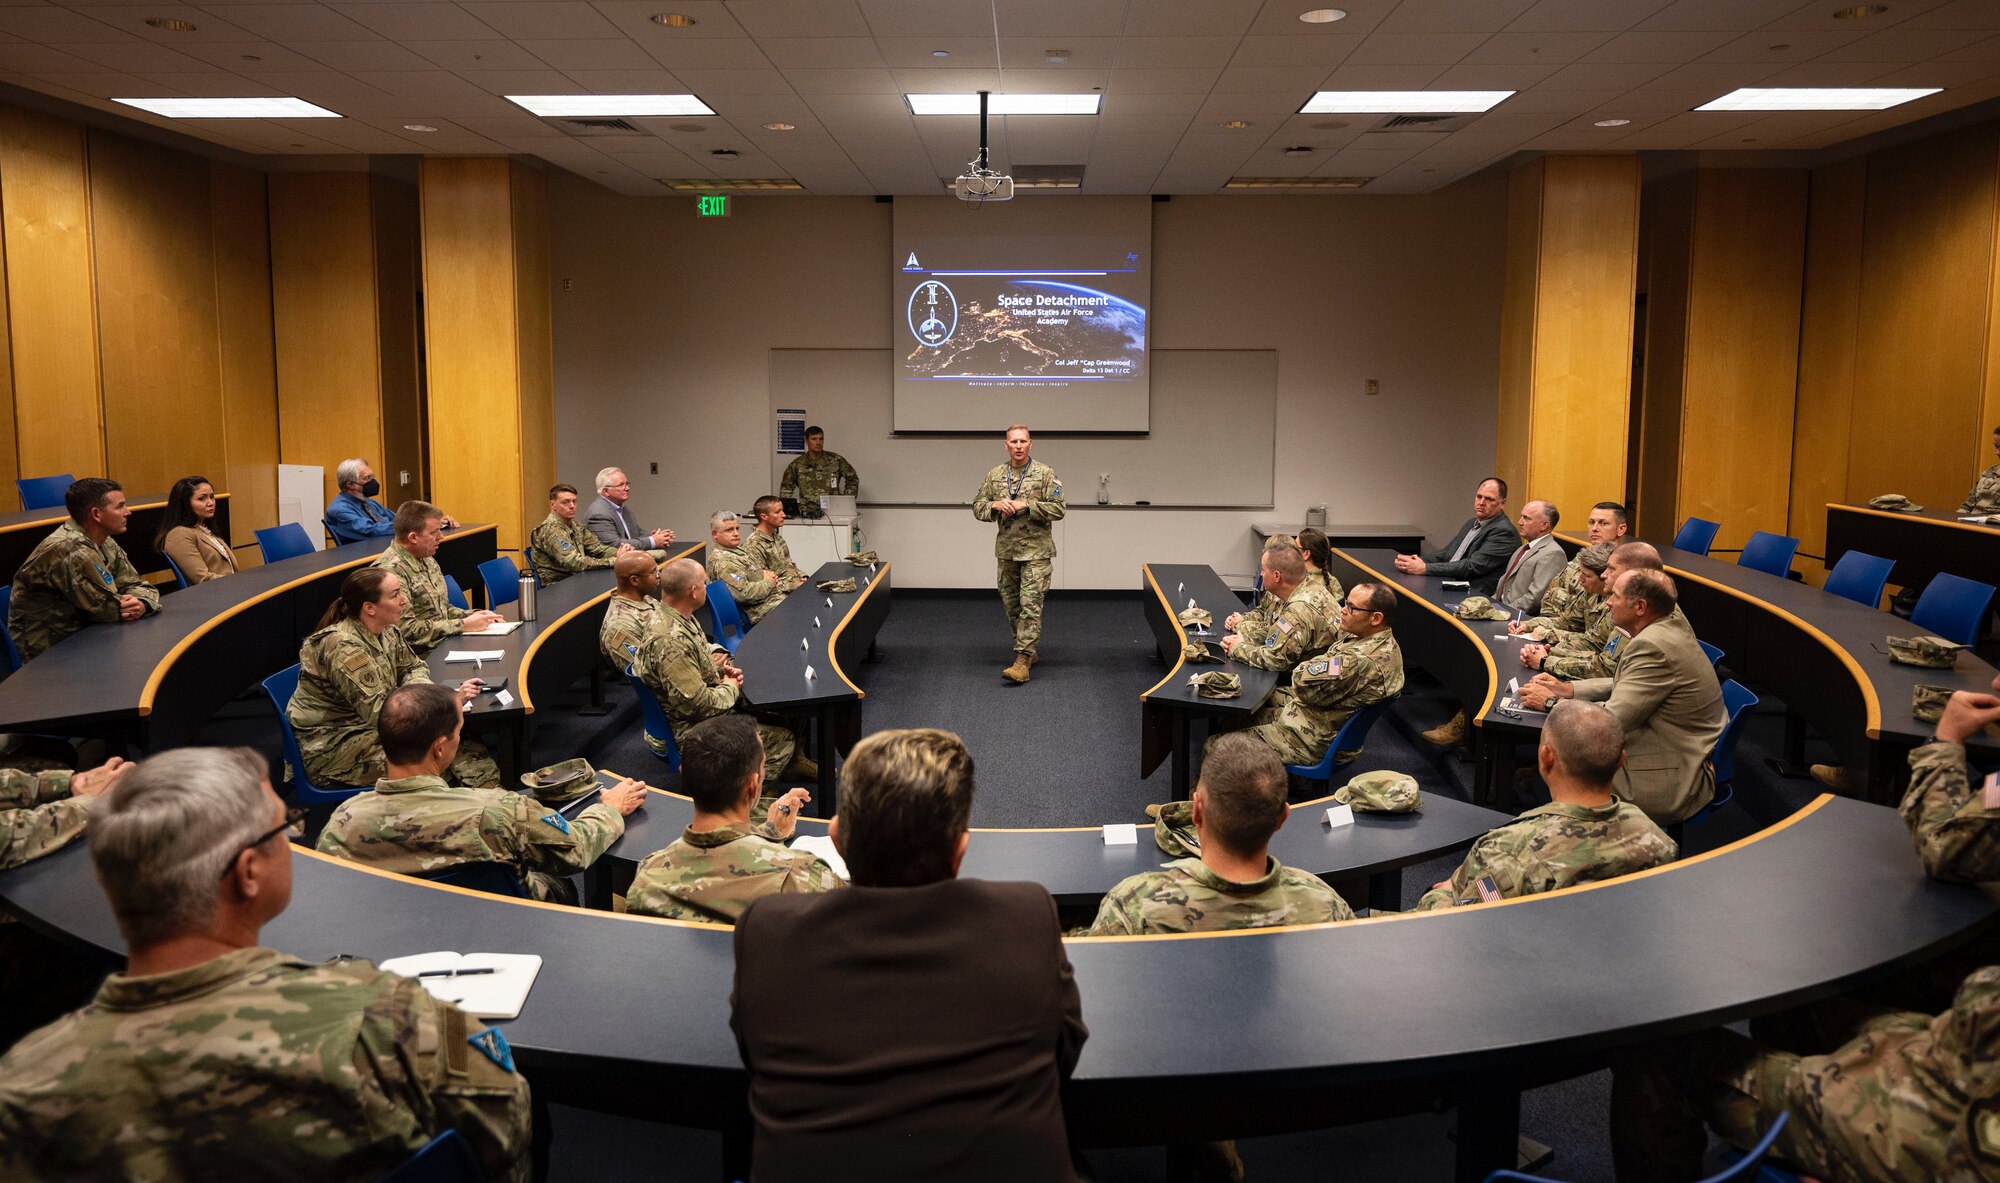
{"left": 326, "top": 459, "right": 454, "bottom": 542}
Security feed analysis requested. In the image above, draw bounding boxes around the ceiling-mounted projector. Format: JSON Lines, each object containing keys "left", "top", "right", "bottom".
{"left": 955, "top": 91, "right": 1013, "bottom": 203}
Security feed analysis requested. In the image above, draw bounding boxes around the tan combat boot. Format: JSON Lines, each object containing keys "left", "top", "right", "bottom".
{"left": 780, "top": 751, "right": 819, "bottom": 782}
{"left": 1421, "top": 710, "right": 1467, "bottom": 748}
{"left": 1002, "top": 654, "right": 1032, "bottom": 683}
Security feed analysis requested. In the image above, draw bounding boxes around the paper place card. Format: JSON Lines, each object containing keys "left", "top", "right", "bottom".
{"left": 825, "top": 597, "right": 834, "bottom": 608}
{"left": 1325, "top": 804, "right": 1355, "bottom": 828}
{"left": 801, "top": 637, "right": 809, "bottom": 650}
{"left": 1102, "top": 823, "right": 1138, "bottom": 845}
{"left": 804, "top": 665, "right": 816, "bottom": 680}
{"left": 814, "top": 615, "right": 821, "bottom": 629}
{"left": 445, "top": 649, "right": 506, "bottom": 663}
{"left": 1508, "top": 677, "right": 1520, "bottom": 694}
{"left": 1177, "top": 582, "right": 1184, "bottom": 596}
{"left": 1187, "top": 597, "right": 1197, "bottom": 610}
{"left": 1441, "top": 580, "right": 1471, "bottom": 590}
{"left": 494, "top": 690, "right": 514, "bottom": 707}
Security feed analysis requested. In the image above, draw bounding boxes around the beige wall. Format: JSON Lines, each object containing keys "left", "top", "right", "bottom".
{"left": 546, "top": 180, "right": 1510, "bottom": 588}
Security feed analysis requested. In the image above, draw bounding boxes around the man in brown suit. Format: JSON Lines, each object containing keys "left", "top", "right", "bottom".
{"left": 1521, "top": 568, "right": 1725, "bottom": 824}
{"left": 729, "top": 728, "right": 1087, "bottom": 1182}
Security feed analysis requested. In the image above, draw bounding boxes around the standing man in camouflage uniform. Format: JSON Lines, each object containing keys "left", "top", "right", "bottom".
{"left": 1610, "top": 676, "right": 2000, "bottom": 1183}
{"left": 1090, "top": 732, "right": 1352, "bottom": 934}
{"left": 1417, "top": 700, "right": 1675, "bottom": 910}
{"left": 370, "top": 500, "right": 502, "bottom": 653}
{"left": 528, "top": 482, "right": 627, "bottom": 586}
{"left": 0, "top": 757, "right": 129, "bottom": 871}
{"left": 626, "top": 715, "right": 837, "bottom": 924}
{"left": 1221, "top": 542, "right": 1338, "bottom": 672}
{"left": 780, "top": 426, "right": 860, "bottom": 518}
{"left": 974, "top": 424, "right": 1065, "bottom": 684}
{"left": 0, "top": 746, "right": 533, "bottom": 1182}
{"left": 318, "top": 684, "right": 644, "bottom": 905}
{"left": 743, "top": 495, "right": 809, "bottom": 594}
{"left": 1231, "top": 582, "right": 1405, "bottom": 767}
{"left": 633, "top": 558, "right": 814, "bottom": 783}
{"left": 1960, "top": 425, "right": 2000, "bottom": 516}
{"left": 290, "top": 568, "right": 498, "bottom": 788}
{"left": 707, "top": 510, "right": 785, "bottom": 624}
{"left": 9, "top": 477, "right": 161, "bottom": 663}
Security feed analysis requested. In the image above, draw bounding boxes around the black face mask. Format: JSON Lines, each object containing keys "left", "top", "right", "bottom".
{"left": 360, "top": 478, "right": 381, "bottom": 498}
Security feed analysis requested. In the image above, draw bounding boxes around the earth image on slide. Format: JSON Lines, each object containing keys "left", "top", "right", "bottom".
{"left": 904, "top": 281, "right": 1146, "bottom": 379}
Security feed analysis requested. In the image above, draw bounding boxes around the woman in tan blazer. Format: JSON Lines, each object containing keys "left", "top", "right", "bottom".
{"left": 154, "top": 475, "right": 236, "bottom": 584}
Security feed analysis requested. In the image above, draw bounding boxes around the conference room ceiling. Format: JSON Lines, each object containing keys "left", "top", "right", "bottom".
{"left": 5, "top": 0, "right": 2000, "bottom": 196}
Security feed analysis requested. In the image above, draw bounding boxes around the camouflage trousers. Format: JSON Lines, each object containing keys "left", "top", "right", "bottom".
{"left": 997, "top": 557, "right": 1052, "bottom": 657}
{"left": 658, "top": 719, "right": 796, "bottom": 782}
{"left": 302, "top": 732, "right": 501, "bottom": 790}
{"left": 1226, "top": 688, "right": 1352, "bottom": 767}
{"left": 1609, "top": 979, "right": 1999, "bottom": 1183}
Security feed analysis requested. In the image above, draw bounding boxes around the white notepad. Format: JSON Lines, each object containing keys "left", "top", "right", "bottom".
{"left": 444, "top": 649, "right": 507, "bottom": 663}
{"left": 789, "top": 834, "right": 850, "bottom": 881}
{"left": 470, "top": 621, "right": 523, "bottom": 636}
{"left": 378, "top": 952, "right": 542, "bottom": 1019}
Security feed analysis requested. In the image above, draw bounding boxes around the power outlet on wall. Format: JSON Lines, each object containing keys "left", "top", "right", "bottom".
{"left": 1364, "top": 378, "right": 1379, "bottom": 396}
{"left": 650, "top": 462, "right": 659, "bottom": 474}
{"left": 399, "top": 470, "right": 410, "bottom": 486}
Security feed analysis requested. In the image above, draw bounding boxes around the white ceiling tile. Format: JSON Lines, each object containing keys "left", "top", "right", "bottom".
{"left": 230, "top": 68, "right": 392, "bottom": 101}
{"left": 1121, "top": 36, "right": 1240, "bottom": 66}
{"left": 1345, "top": 32, "right": 1492, "bottom": 64}
{"left": 1874, "top": 59, "right": 2000, "bottom": 84}
{"left": 699, "top": 93, "right": 820, "bottom": 121}
{"left": 851, "top": 0, "right": 1003, "bottom": 37}
{"left": 460, "top": 2, "right": 623, "bottom": 40}
{"left": 1762, "top": 0, "right": 1952, "bottom": 31}
{"left": 1752, "top": 59, "right": 1904, "bottom": 84}
{"left": 894, "top": 65, "right": 1107, "bottom": 91}
{"left": 1458, "top": 109, "right": 1569, "bottom": 135}
{"left": 455, "top": 114, "right": 572, "bottom": 142}
{"left": 1820, "top": 26, "right": 1988, "bottom": 60}
{"left": 1902, "top": 0, "right": 2000, "bottom": 29}
{"left": 1379, "top": 0, "right": 1540, "bottom": 34}
{"left": 558, "top": 67, "right": 690, "bottom": 91}
{"left": 1212, "top": 64, "right": 1328, "bottom": 93}
{"left": 1099, "top": 92, "right": 1205, "bottom": 113}
{"left": 451, "top": 67, "right": 575, "bottom": 90}
{"left": 30, "top": 70, "right": 161, "bottom": 97}
{"left": 993, "top": 0, "right": 1129, "bottom": 37}
{"left": 1497, "top": 87, "right": 1625, "bottom": 110}
{"left": 723, "top": 0, "right": 870, "bottom": 38}
{"left": 137, "top": 69, "right": 280, "bottom": 93}
{"left": 1536, "top": 59, "right": 1673, "bottom": 87}
{"left": 1320, "top": 61, "right": 1448, "bottom": 87}
{"left": 1508, "top": 0, "right": 1672, "bottom": 33}
{"left": 401, "top": 39, "right": 550, "bottom": 70}
{"left": 1104, "top": 65, "right": 1221, "bottom": 92}
{"left": 179, "top": 40, "right": 329, "bottom": 71}
{"left": 1428, "top": 60, "right": 1563, "bottom": 87}
{"left": 783, "top": 67, "right": 900, "bottom": 93}
{"left": 803, "top": 92, "right": 910, "bottom": 119}
{"left": 1547, "top": 108, "right": 1674, "bottom": 131}
{"left": 329, "top": 4, "right": 501, "bottom": 41}
{"left": 76, "top": 6, "right": 265, "bottom": 42}
{"left": 874, "top": 38, "right": 999, "bottom": 67}
{"left": 1519, "top": 129, "right": 1627, "bottom": 148}
{"left": 1698, "top": 30, "right": 1864, "bottom": 61}
{"left": 1196, "top": 91, "right": 1312, "bottom": 118}
{"left": 1632, "top": 0, "right": 1798, "bottom": 31}
{"left": 642, "top": 36, "right": 774, "bottom": 69}
{"left": 1000, "top": 38, "right": 1124, "bottom": 69}
{"left": 1460, "top": 30, "right": 1616, "bottom": 62}
{"left": 518, "top": 37, "right": 657, "bottom": 70}
{"left": 346, "top": 69, "right": 488, "bottom": 97}
{"left": 1582, "top": 28, "right": 1737, "bottom": 61}
{"left": 1126, "top": 0, "right": 1261, "bottom": 36}
{"left": 1937, "top": 32, "right": 2000, "bottom": 59}
{"left": 0, "top": 42, "right": 102, "bottom": 70}
{"left": 1601, "top": 85, "right": 1725, "bottom": 109}
{"left": 200, "top": 4, "right": 381, "bottom": 41}
{"left": 297, "top": 39, "right": 436, "bottom": 71}
{"left": 1096, "top": 113, "right": 1193, "bottom": 134}
{"left": 50, "top": 40, "right": 218, "bottom": 71}
{"left": 1246, "top": 0, "right": 1398, "bottom": 37}
{"left": 0, "top": 7, "right": 135, "bottom": 42}
{"left": 1643, "top": 60, "right": 1785, "bottom": 90}
{"left": 757, "top": 38, "right": 884, "bottom": 69}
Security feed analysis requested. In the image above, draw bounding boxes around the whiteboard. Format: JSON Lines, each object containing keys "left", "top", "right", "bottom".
{"left": 769, "top": 348, "right": 1275, "bottom": 509}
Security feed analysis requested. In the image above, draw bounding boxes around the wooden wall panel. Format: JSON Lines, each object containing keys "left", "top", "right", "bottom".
{"left": 0, "top": 106, "right": 103, "bottom": 481}
{"left": 211, "top": 160, "right": 279, "bottom": 548}
{"left": 1848, "top": 124, "right": 1998, "bottom": 512}
{"left": 510, "top": 161, "right": 555, "bottom": 537}
{"left": 1495, "top": 160, "right": 1541, "bottom": 488}
{"left": 269, "top": 172, "right": 383, "bottom": 505}
{"left": 89, "top": 131, "right": 226, "bottom": 498}
{"left": 1636, "top": 173, "right": 1693, "bottom": 542}
{"left": 422, "top": 158, "right": 526, "bottom": 551}
{"left": 1789, "top": 158, "right": 1866, "bottom": 574}
{"left": 0, "top": 157, "right": 20, "bottom": 511}
{"left": 370, "top": 174, "right": 425, "bottom": 508}
{"left": 1677, "top": 169, "right": 1809, "bottom": 553}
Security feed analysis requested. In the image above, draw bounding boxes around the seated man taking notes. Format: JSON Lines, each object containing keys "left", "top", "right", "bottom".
{"left": 371, "top": 500, "right": 502, "bottom": 653}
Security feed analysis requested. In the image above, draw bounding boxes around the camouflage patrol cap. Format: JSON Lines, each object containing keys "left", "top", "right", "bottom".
{"left": 1913, "top": 684, "right": 1955, "bottom": 724}
{"left": 846, "top": 550, "right": 880, "bottom": 565}
{"left": 1181, "top": 640, "right": 1223, "bottom": 664}
{"left": 1188, "top": 671, "right": 1242, "bottom": 698}
{"left": 1887, "top": 635, "right": 1964, "bottom": 669}
{"left": 1453, "top": 596, "right": 1511, "bottom": 621}
{"left": 1147, "top": 799, "right": 1199, "bottom": 857}
{"left": 522, "top": 758, "right": 597, "bottom": 805}
{"left": 1334, "top": 770, "right": 1421, "bottom": 813}
{"left": 815, "top": 577, "right": 858, "bottom": 593}
{"left": 1177, "top": 606, "right": 1213, "bottom": 627}
{"left": 1869, "top": 494, "right": 1924, "bottom": 512}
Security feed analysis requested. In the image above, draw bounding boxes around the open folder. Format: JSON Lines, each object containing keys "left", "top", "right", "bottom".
{"left": 379, "top": 952, "right": 542, "bottom": 1019}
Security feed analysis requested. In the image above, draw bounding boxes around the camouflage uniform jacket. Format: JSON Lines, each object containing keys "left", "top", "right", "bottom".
{"left": 779, "top": 451, "right": 860, "bottom": 516}
{"left": 1301, "top": 567, "right": 1346, "bottom": 631}
{"left": 1524, "top": 559, "right": 1592, "bottom": 636}
{"left": 601, "top": 593, "right": 668, "bottom": 670}
{"left": 1236, "top": 589, "right": 1281, "bottom": 643}
{"left": 371, "top": 541, "right": 470, "bottom": 653}
{"left": 1901, "top": 742, "right": 2000, "bottom": 883}
{"left": 635, "top": 605, "right": 741, "bottom": 740}
{"left": 1264, "top": 629, "right": 1406, "bottom": 756}
{"left": 742, "top": 526, "right": 807, "bottom": 593}
{"left": 528, "top": 512, "right": 619, "bottom": 585}
{"left": 1540, "top": 603, "right": 1689, "bottom": 683}
{"left": 1415, "top": 797, "right": 1677, "bottom": 910}
{"left": 1962, "top": 463, "right": 2000, "bottom": 516}
{"left": 289, "top": 617, "right": 430, "bottom": 778}
{"left": 0, "top": 766, "right": 90, "bottom": 871}
{"left": 624, "top": 822, "right": 842, "bottom": 924}
{"left": 1233, "top": 584, "right": 1340, "bottom": 672}
{"left": 1086, "top": 856, "right": 1355, "bottom": 934}
{"left": 707, "top": 542, "right": 785, "bottom": 623}
{"left": 0, "top": 945, "right": 530, "bottom": 1183}
{"left": 972, "top": 459, "right": 1065, "bottom": 560}
{"left": 8, "top": 519, "right": 161, "bottom": 663}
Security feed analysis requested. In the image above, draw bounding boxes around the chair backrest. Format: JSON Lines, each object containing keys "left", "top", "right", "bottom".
{"left": 478, "top": 557, "right": 521, "bottom": 609}
{"left": 1912, "top": 572, "right": 1998, "bottom": 647}
{"left": 1673, "top": 516, "right": 1721, "bottom": 556}
{"left": 1713, "top": 678, "right": 1761, "bottom": 788}
{"left": 443, "top": 574, "right": 469, "bottom": 612}
{"left": 1287, "top": 692, "right": 1401, "bottom": 779}
{"left": 1735, "top": 530, "right": 1800, "bottom": 579}
{"left": 259, "top": 664, "right": 366, "bottom": 806}
{"left": 161, "top": 551, "right": 190, "bottom": 590}
{"left": 623, "top": 661, "right": 683, "bottom": 770}
{"left": 704, "top": 580, "right": 746, "bottom": 653}
{"left": 1823, "top": 550, "right": 1895, "bottom": 609}
{"left": 421, "top": 861, "right": 526, "bottom": 898}
{"left": 15, "top": 474, "right": 74, "bottom": 511}
{"left": 255, "top": 522, "right": 317, "bottom": 565}
{"left": 1697, "top": 638, "right": 1724, "bottom": 667}
{"left": 379, "top": 1129, "right": 486, "bottom": 1183}
{"left": 324, "top": 516, "right": 361, "bottom": 547}
{"left": 0, "top": 585, "right": 21, "bottom": 675}
{"left": 1487, "top": 1114, "right": 1786, "bottom": 1183}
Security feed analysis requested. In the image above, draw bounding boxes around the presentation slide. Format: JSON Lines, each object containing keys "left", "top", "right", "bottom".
{"left": 891, "top": 198, "right": 1152, "bottom": 432}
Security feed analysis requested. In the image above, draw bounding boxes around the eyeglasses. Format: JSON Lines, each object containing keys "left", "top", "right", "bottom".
{"left": 221, "top": 807, "right": 306, "bottom": 877}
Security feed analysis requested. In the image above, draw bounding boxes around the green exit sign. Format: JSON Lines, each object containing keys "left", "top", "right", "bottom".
{"left": 696, "top": 193, "right": 731, "bottom": 218}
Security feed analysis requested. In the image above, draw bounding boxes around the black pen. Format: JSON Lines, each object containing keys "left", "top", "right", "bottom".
{"left": 417, "top": 967, "right": 497, "bottom": 979}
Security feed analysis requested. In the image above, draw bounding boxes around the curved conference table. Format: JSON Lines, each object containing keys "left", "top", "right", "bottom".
{"left": 0, "top": 490, "right": 232, "bottom": 587}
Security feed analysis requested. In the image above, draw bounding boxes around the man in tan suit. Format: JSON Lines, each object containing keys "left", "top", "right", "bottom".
{"left": 1520, "top": 568, "right": 1724, "bottom": 824}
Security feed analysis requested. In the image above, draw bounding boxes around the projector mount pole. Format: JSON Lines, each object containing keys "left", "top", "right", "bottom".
{"left": 977, "top": 90, "right": 990, "bottom": 175}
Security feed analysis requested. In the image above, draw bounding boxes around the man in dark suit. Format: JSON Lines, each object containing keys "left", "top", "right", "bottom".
{"left": 1394, "top": 476, "right": 1522, "bottom": 593}
{"left": 584, "top": 466, "right": 672, "bottom": 558}
{"left": 730, "top": 728, "right": 1087, "bottom": 1183}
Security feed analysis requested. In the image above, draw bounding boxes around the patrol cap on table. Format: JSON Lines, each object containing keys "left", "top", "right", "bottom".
{"left": 1145, "top": 799, "right": 1199, "bottom": 857}
{"left": 1868, "top": 494, "right": 1924, "bottom": 512}
{"left": 1453, "top": 596, "right": 1511, "bottom": 621}
{"left": 522, "top": 757, "right": 597, "bottom": 805}
{"left": 1913, "top": 684, "right": 1955, "bottom": 724}
{"left": 1177, "top": 606, "right": 1213, "bottom": 627}
{"left": 1887, "top": 635, "right": 1964, "bottom": 669}
{"left": 1334, "top": 770, "right": 1421, "bottom": 813}
{"left": 1181, "top": 640, "right": 1224, "bottom": 664}
{"left": 815, "top": 577, "right": 858, "bottom": 593}
{"left": 846, "top": 550, "right": 879, "bottom": 565}
{"left": 1188, "top": 671, "right": 1242, "bottom": 698}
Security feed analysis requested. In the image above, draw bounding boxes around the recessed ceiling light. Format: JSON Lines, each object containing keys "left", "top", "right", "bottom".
{"left": 905, "top": 93, "right": 1100, "bottom": 115}
{"left": 404, "top": 123, "right": 438, "bottom": 132}
{"left": 1283, "top": 145, "right": 1313, "bottom": 155}
{"left": 762, "top": 121, "right": 796, "bottom": 131}
{"left": 1045, "top": 49, "right": 1069, "bottom": 64}
{"left": 1300, "top": 91, "right": 1512, "bottom": 113}
{"left": 1695, "top": 86, "right": 1938, "bottom": 110}
{"left": 1225, "top": 176, "right": 1369, "bottom": 188}
{"left": 113, "top": 96, "right": 339, "bottom": 118}
{"left": 145, "top": 17, "right": 197, "bottom": 32}
{"left": 1593, "top": 118, "right": 1631, "bottom": 127}
{"left": 1831, "top": 4, "right": 1888, "bottom": 17}
{"left": 1221, "top": 119, "right": 1251, "bottom": 129}
{"left": 506, "top": 94, "right": 715, "bottom": 116}
{"left": 659, "top": 178, "right": 803, "bottom": 190}
{"left": 650, "top": 12, "right": 697, "bottom": 26}
{"left": 1299, "top": 9, "right": 1348, "bottom": 22}
{"left": 711, "top": 148, "right": 738, "bottom": 157}
{"left": 931, "top": 49, "right": 951, "bottom": 58}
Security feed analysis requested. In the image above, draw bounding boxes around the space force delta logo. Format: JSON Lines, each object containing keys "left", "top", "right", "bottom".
{"left": 908, "top": 278, "right": 957, "bottom": 347}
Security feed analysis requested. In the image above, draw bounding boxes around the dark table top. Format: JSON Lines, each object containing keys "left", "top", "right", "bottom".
{"left": 0, "top": 490, "right": 226, "bottom": 537}
{"left": 734, "top": 560, "right": 890, "bottom": 713}
{"left": 1140, "top": 563, "right": 1281, "bottom": 717}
